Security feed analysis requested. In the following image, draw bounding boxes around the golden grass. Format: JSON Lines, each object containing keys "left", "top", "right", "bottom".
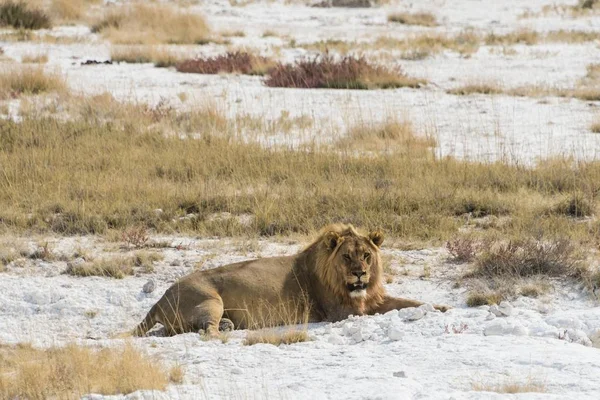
{"left": 92, "top": 3, "right": 210, "bottom": 45}
{"left": 0, "top": 342, "right": 169, "bottom": 398}
{"left": 49, "top": 0, "right": 99, "bottom": 22}
{"left": 21, "top": 53, "right": 48, "bottom": 64}
{"left": 110, "top": 45, "right": 185, "bottom": 68}
{"left": 341, "top": 119, "right": 436, "bottom": 153}
{"left": 3, "top": 95, "right": 600, "bottom": 246}
{"left": 244, "top": 329, "right": 310, "bottom": 346}
{"left": 591, "top": 119, "right": 600, "bottom": 134}
{"left": 0, "top": 67, "right": 65, "bottom": 98}
{"left": 304, "top": 31, "right": 480, "bottom": 59}
{"left": 388, "top": 11, "right": 437, "bottom": 27}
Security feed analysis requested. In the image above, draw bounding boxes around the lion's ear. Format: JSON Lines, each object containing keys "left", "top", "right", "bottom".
{"left": 323, "top": 231, "right": 340, "bottom": 251}
{"left": 369, "top": 230, "right": 384, "bottom": 248}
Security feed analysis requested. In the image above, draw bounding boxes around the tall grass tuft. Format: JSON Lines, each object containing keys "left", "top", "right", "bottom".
{"left": 0, "top": 1, "right": 51, "bottom": 30}
{"left": 92, "top": 3, "right": 210, "bottom": 45}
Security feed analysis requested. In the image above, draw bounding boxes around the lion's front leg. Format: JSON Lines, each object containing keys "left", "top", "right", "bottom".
{"left": 369, "top": 295, "right": 450, "bottom": 314}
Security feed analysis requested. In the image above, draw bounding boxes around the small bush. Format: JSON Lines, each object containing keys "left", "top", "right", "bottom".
{"left": 474, "top": 238, "right": 585, "bottom": 279}
{"left": 265, "top": 54, "right": 424, "bottom": 90}
{"left": 132, "top": 250, "right": 164, "bottom": 273}
{"left": 592, "top": 120, "right": 600, "bottom": 133}
{"left": 446, "top": 236, "right": 478, "bottom": 263}
{"left": 244, "top": 329, "right": 310, "bottom": 346}
{"left": 176, "top": 51, "right": 275, "bottom": 76}
{"left": 388, "top": 12, "right": 437, "bottom": 27}
{"left": 466, "top": 291, "right": 503, "bottom": 307}
{"left": 552, "top": 193, "right": 594, "bottom": 217}
{"left": 0, "top": 1, "right": 51, "bottom": 30}
{"left": 0, "top": 343, "right": 168, "bottom": 398}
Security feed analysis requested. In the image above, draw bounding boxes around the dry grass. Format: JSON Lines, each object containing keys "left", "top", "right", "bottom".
{"left": 49, "top": 0, "right": 100, "bottom": 22}
{"left": 92, "top": 3, "right": 210, "bottom": 45}
{"left": 472, "top": 238, "right": 585, "bottom": 279}
{"left": 244, "top": 329, "right": 310, "bottom": 346}
{"left": 64, "top": 257, "right": 134, "bottom": 278}
{"left": 21, "top": 53, "right": 48, "bottom": 64}
{"left": 341, "top": 119, "right": 435, "bottom": 153}
{"left": 131, "top": 250, "right": 164, "bottom": 273}
{"left": 176, "top": 51, "right": 275, "bottom": 76}
{"left": 472, "top": 379, "right": 546, "bottom": 394}
{"left": 110, "top": 46, "right": 185, "bottom": 68}
{"left": 466, "top": 291, "right": 503, "bottom": 307}
{"left": 0, "top": 342, "right": 169, "bottom": 398}
{"left": 265, "top": 54, "right": 425, "bottom": 89}
{"left": 388, "top": 11, "right": 437, "bottom": 27}
{"left": 447, "top": 82, "right": 504, "bottom": 96}
{"left": 0, "top": 1, "right": 51, "bottom": 30}
{"left": 4, "top": 95, "right": 600, "bottom": 245}
{"left": 0, "top": 67, "right": 65, "bottom": 98}
{"left": 591, "top": 119, "right": 600, "bottom": 134}
{"left": 304, "top": 31, "right": 480, "bottom": 59}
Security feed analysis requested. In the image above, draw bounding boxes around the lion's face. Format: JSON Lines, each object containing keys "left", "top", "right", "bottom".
{"left": 323, "top": 228, "right": 384, "bottom": 299}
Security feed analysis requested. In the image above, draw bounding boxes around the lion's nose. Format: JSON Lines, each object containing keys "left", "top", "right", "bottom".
{"left": 352, "top": 271, "right": 366, "bottom": 279}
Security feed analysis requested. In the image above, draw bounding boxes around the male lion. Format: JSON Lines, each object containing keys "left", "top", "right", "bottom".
{"left": 133, "top": 224, "right": 449, "bottom": 336}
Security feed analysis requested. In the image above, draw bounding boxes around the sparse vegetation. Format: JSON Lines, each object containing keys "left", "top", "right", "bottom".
{"left": 0, "top": 343, "right": 169, "bottom": 398}
{"left": 110, "top": 46, "right": 184, "bottom": 68}
{"left": 447, "top": 83, "right": 504, "bottom": 96}
{"left": 64, "top": 257, "right": 134, "bottom": 278}
{"left": 0, "top": 1, "right": 51, "bottom": 30}
{"left": 472, "top": 379, "right": 546, "bottom": 394}
{"left": 2, "top": 96, "right": 600, "bottom": 245}
{"left": 388, "top": 11, "right": 437, "bottom": 27}
{"left": 92, "top": 3, "right": 210, "bottom": 45}
{"left": 0, "top": 67, "right": 65, "bottom": 98}
{"left": 21, "top": 52, "right": 48, "bottom": 64}
{"left": 265, "top": 54, "right": 424, "bottom": 89}
{"left": 244, "top": 329, "right": 310, "bottom": 346}
{"left": 472, "top": 238, "right": 585, "bottom": 279}
{"left": 176, "top": 51, "right": 275, "bottom": 76}
{"left": 466, "top": 291, "right": 503, "bottom": 307}
{"left": 341, "top": 119, "right": 435, "bottom": 152}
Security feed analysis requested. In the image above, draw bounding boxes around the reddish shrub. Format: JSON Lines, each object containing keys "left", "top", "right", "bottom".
{"left": 264, "top": 54, "right": 423, "bottom": 90}
{"left": 176, "top": 51, "right": 274, "bottom": 76}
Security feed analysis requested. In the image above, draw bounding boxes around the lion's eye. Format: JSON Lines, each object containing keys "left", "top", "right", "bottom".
{"left": 343, "top": 254, "right": 351, "bottom": 262}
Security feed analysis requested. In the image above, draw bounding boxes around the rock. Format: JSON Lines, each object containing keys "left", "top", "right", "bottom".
{"left": 498, "top": 301, "right": 513, "bottom": 316}
{"left": 142, "top": 279, "right": 156, "bottom": 293}
{"left": 170, "top": 259, "right": 182, "bottom": 267}
{"left": 388, "top": 324, "right": 404, "bottom": 341}
{"left": 406, "top": 308, "right": 425, "bottom": 321}
{"left": 485, "top": 312, "right": 496, "bottom": 321}
{"left": 67, "top": 257, "right": 86, "bottom": 269}
{"left": 231, "top": 367, "right": 244, "bottom": 375}
{"left": 484, "top": 319, "right": 507, "bottom": 336}
{"left": 393, "top": 371, "right": 407, "bottom": 378}
{"left": 419, "top": 303, "right": 435, "bottom": 313}
{"left": 489, "top": 304, "right": 503, "bottom": 317}
{"left": 511, "top": 324, "right": 529, "bottom": 336}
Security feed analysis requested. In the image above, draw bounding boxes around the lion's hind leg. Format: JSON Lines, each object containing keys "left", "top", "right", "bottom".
{"left": 189, "top": 297, "right": 225, "bottom": 336}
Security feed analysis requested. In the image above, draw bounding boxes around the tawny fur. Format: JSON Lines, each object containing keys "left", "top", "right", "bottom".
{"left": 133, "top": 224, "right": 449, "bottom": 336}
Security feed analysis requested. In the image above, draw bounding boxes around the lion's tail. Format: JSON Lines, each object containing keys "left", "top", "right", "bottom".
{"left": 132, "top": 306, "right": 157, "bottom": 337}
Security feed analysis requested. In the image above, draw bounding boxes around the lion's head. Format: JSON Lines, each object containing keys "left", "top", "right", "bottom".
{"left": 313, "top": 224, "right": 384, "bottom": 306}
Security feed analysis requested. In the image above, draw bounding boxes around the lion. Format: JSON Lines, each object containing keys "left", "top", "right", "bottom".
{"left": 133, "top": 224, "right": 450, "bottom": 337}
